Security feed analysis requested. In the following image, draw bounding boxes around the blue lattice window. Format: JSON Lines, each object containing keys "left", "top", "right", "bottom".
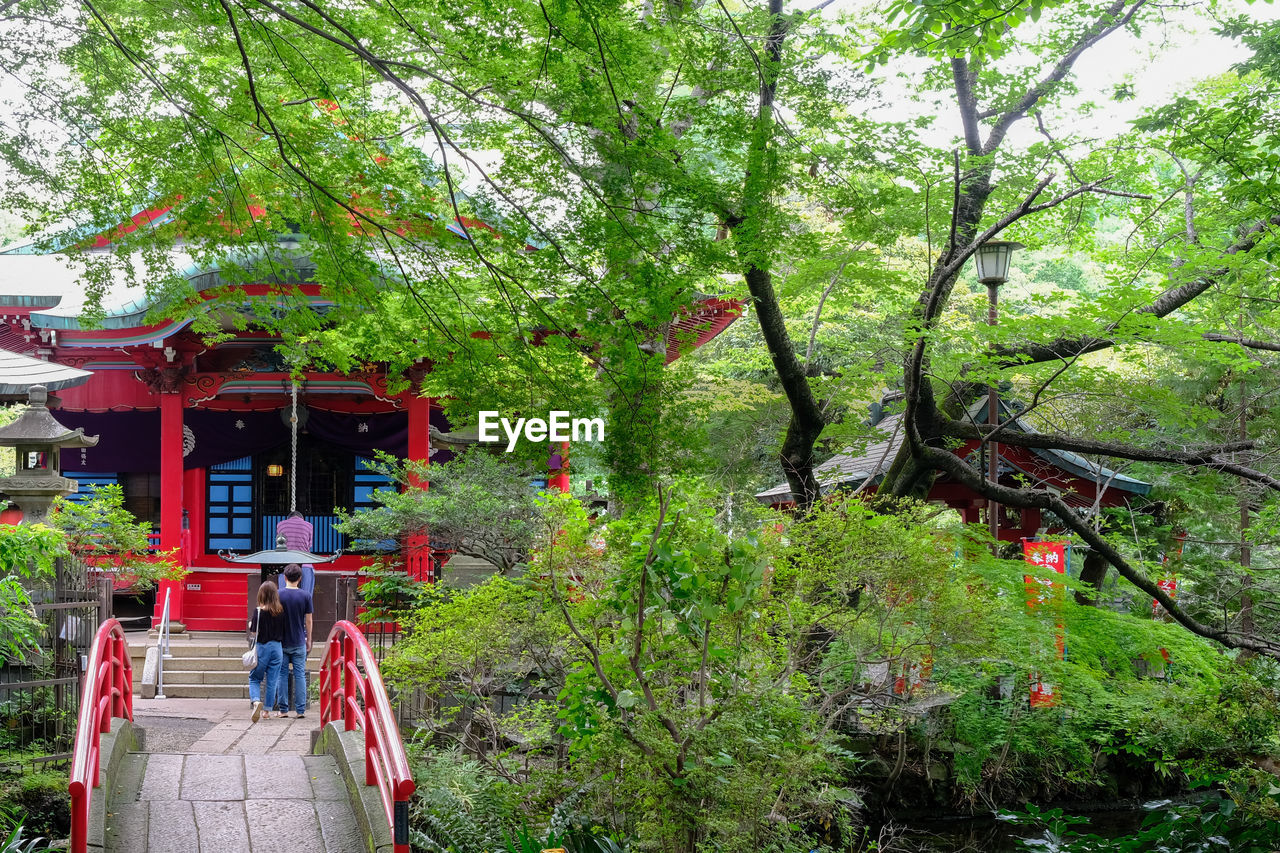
{"left": 207, "top": 456, "right": 254, "bottom": 552}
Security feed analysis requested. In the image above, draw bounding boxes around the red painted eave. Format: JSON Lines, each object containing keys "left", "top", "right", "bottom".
{"left": 665, "top": 297, "right": 743, "bottom": 364}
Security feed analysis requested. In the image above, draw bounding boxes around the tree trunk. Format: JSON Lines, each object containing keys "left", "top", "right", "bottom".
{"left": 731, "top": 0, "right": 827, "bottom": 508}
{"left": 1074, "top": 548, "right": 1108, "bottom": 606}
{"left": 743, "top": 263, "right": 826, "bottom": 507}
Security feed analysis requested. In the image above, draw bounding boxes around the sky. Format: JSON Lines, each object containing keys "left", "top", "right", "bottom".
{"left": 1, "top": 0, "right": 1279, "bottom": 236}
{"left": 856, "top": 0, "right": 1280, "bottom": 153}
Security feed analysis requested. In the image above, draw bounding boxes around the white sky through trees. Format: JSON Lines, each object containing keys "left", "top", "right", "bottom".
{"left": 0, "top": 0, "right": 1277, "bottom": 241}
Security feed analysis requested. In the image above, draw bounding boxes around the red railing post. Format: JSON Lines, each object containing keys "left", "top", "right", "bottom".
{"left": 319, "top": 643, "right": 332, "bottom": 727}
{"left": 318, "top": 620, "right": 416, "bottom": 853}
{"left": 123, "top": 648, "right": 133, "bottom": 721}
{"left": 68, "top": 619, "right": 132, "bottom": 853}
{"left": 342, "top": 634, "right": 358, "bottom": 732}
{"left": 364, "top": 674, "right": 376, "bottom": 786}
{"left": 111, "top": 635, "right": 123, "bottom": 719}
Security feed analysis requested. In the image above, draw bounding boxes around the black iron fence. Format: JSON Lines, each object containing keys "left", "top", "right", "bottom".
{"left": 0, "top": 558, "right": 109, "bottom": 774}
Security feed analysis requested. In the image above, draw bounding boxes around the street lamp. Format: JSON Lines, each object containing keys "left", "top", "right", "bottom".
{"left": 973, "top": 240, "right": 1023, "bottom": 286}
{"left": 973, "top": 240, "right": 1023, "bottom": 549}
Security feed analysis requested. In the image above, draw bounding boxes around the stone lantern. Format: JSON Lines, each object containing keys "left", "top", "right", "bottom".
{"left": 0, "top": 385, "right": 99, "bottom": 524}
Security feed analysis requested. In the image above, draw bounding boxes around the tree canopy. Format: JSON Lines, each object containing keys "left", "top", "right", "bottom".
{"left": 4, "top": 0, "right": 1280, "bottom": 660}
{"left": 8, "top": 0, "right": 1280, "bottom": 845}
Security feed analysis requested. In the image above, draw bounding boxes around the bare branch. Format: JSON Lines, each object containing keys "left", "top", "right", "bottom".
{"left": 981, "top": 0, "right": 1148, "bottom": 156}
{"left": 997, "top": 213, "right": 1280, "bottom": 367}
{"left": 918, "top": 443, "right": 1280, "bottom": 658}
{"left": 1202, "top": 333, "right": 1280, "bottom": 352}
{"left": 939, "top": 418, "right": 1256, "bottom": 466}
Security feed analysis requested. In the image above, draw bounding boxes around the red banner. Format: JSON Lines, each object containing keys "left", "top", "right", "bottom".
{"left": 1030, "top": 675, "right": 1056, "bottom": 708}
{"left": 893, "top": 656, "right": 933, "bottom": 697}
{"left": 1023, "top": 540, "right": 1067, "bottom": 610}
{"left": 1023, "top": 540, "right": 1067, "bottom": 707}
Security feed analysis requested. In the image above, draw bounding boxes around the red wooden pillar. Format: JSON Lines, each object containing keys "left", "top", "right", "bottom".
{"left": 405, "top": 394, "right": 432, "bottom": 581}
{"left": 183, "top": 467, "right": 205, "bottom": 560}
{"left": 156, "top": 390, "right": 185, "bottom": 625}
{"left": 548, "top": 441, "right": 570, "bottom": 493}
{"left": 406, "top": 394, "right": 430, "bottom": 488}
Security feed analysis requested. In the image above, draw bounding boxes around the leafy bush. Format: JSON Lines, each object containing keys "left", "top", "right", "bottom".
{"left": 0, "top": 525, "right": 61, "bottom": 661}
{"left": 407, "top": 749, "right": 519, "bottom": 853}
{"left": 336, "top": 451, "right": 541, "bottom": 574}
{"left": 0, "top": 824, "right": 53, "bottom": 853}
{"left": 386, "top": 485, "right": 1280, "bottom": 851}
{"left": 0, "top": 685, "right": 75, "bottom": 754}
{"left": 0, "top": 773, "right": 67, "bottom": 840}
{"left": 356, "top": 564, "right": 429, "bottom": 623}
{"left": 503, "top": 818, "right": 629, "bottom": 853}
{"left": 49, "top": 485, "right": 184, "bottom": 588}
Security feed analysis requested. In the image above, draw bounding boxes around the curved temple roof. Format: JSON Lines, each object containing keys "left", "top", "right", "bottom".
{"left": 0, "top": 348, "right": 92, "bottom": 396}
{"left": 756, "top": 399, "right": 1152, "bottom": 505}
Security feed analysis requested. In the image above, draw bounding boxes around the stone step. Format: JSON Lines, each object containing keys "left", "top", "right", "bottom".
{"left": 162, "top": 668, "right": 321, "bottom": 685}
{"left": 155, "top": 677, "right": 319, "bottom": 700}
{"left": 153, "top": 682, "right": 253, "bottom": 699}
{"left": 154, "top": 650, "right": 325, "bottom": 669}
{"left": 134, "top": 642, "right": 343, "bottom": 698}
{"left": 158, "top": 655, "right": 250, "bottom": 671}
{"left": 134, "top": 640, "right": 315, "bottom": 657}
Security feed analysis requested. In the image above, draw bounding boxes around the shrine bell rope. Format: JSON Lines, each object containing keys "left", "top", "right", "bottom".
{"left": 289, "top": 379, "right": 299, "bottom": 513}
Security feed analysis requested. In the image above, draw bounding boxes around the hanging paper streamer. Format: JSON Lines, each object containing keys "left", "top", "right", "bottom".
{"left": 1023, "top": 539, "right": 1067, "bottom": 708}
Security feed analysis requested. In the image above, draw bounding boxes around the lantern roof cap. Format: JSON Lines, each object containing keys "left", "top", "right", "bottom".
{"left": 428, "top": 423, "right": 503, "bottom": 450}
{"left": 0, "top": 385, "right": 99, "bottom": 448}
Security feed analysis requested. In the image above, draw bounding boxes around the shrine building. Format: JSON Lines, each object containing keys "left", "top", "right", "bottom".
{"left": 756, "top": 397, "right": 1152, "bottom": 536}
{"left": 0, "top": 243, "right": 740, "bottom": 632}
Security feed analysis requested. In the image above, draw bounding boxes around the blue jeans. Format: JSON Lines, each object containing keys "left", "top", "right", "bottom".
{"left": 276, "top": 645, "right": 307, "bottom": 714}
{"left": 248, "top": 641, "right": 283, "bottom": 708}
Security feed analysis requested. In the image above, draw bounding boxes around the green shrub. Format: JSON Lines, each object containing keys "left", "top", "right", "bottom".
{"left": 407, "top": 749, "right": 519, "bottom": 853}
{"left": 1, "top": 773, "right": 68, "bottom": 839}
{"left": 1006, "top": 792, "right": 1280, "bottom": 852}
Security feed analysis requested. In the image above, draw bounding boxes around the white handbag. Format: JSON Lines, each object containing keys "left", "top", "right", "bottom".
{"left": 242, "top": 607, "right": 260, "bottom": 668}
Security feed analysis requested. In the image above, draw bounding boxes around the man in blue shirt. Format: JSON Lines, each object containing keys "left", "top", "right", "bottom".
{"left": 274, "top": 564, "right": 313, "bottom": 717}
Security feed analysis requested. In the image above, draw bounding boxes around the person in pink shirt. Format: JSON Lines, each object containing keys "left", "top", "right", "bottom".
{"left": 275, "top": 511, "right": 315, "bottom": 595}
{"left": 276, "top": 510, "right": 313, "bottom": 550}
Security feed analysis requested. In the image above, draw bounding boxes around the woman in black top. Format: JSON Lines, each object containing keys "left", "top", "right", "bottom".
{"left": 248, "top": 581, "right": 286, "bottom": 721}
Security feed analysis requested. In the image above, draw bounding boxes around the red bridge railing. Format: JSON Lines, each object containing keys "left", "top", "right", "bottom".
{"left": 67, "top": 618, "right": 133, "bottom": 853}
{"left": 319, "top": 620, "right": 416, "bottom": 853}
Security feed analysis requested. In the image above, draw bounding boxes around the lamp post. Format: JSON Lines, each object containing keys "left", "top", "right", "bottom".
{"left": 973, "top": 240, "right": 1023, "bottom": 549}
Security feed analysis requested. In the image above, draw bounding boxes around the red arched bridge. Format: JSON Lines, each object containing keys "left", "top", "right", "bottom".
{"left": 69, "top": 619, "right": 415, "bottom": 853}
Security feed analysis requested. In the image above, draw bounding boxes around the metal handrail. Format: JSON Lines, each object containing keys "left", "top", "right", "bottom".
{"left": 155, "top": 587, "right": 173, "bottom": 700}
{"left": 319, "top": 620, "right": 416, "bottom": 853}
{"left": 68, "top": 618, "right": 133, "bottom": 853}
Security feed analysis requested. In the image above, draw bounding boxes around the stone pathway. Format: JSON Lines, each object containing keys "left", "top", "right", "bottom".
{"left": 104, "top": 699, "right": 363, "bottom": 853}
{"left": 131, "top": 697, "right": 316, "bottom": 755}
